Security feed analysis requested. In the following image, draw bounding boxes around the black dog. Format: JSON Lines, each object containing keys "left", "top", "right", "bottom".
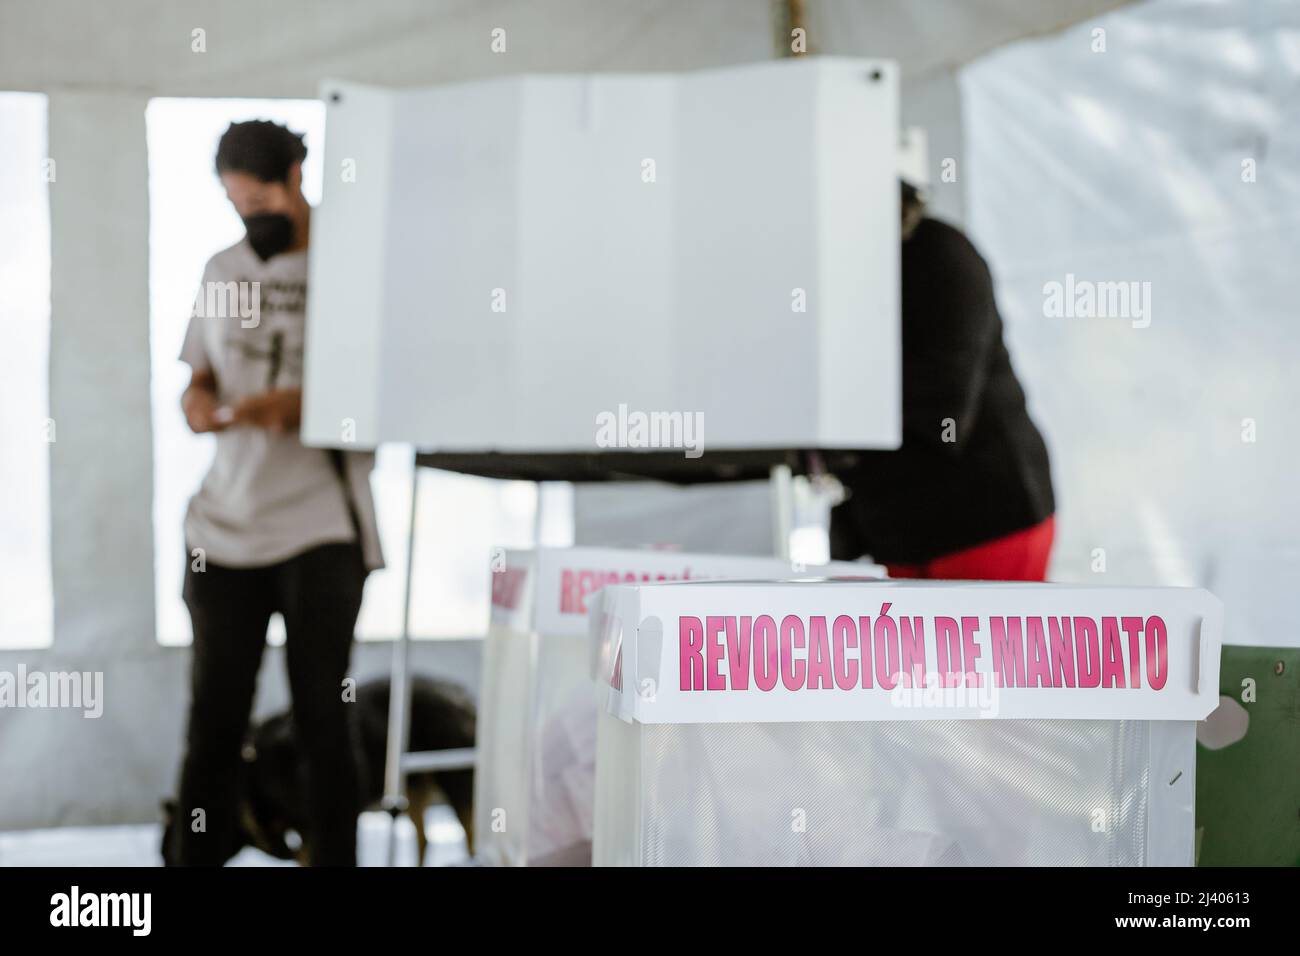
{"left": 163, "top": 676, "right": 476, "bottom": 865}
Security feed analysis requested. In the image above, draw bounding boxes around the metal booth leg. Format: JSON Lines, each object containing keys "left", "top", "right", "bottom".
{"left": 382, "top": 448, "right": 419, "bottom": 866}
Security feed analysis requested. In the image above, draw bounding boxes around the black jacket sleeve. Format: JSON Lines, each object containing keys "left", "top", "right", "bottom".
{"left": 898, "top": 220, "right": 1001, "bottom": 455}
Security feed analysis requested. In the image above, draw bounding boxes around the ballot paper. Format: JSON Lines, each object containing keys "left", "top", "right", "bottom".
{"left": 472, "top": 547, "right": 880, "bottom": 867}
{"left": 592, "top": 578, "right": 1222, "bottom": 866}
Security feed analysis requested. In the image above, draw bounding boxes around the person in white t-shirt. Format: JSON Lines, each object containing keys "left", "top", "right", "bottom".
{"left": 168, "top": 120, "right": 383, "bottom": 866}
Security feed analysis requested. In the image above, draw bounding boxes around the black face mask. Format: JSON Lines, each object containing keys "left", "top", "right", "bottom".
{"left": 243, "top": 213, "right": 295, "bottom": 261}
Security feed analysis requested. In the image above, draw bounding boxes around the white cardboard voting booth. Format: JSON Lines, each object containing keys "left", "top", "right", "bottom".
{"left": 592, "top": 579, "right": 1223, "bottom": 866}
{"left": 474, "top": 547, "right": 882, "bottom": 866}
{"left": 302, "top": 57, "right": 901, "bottom": 453}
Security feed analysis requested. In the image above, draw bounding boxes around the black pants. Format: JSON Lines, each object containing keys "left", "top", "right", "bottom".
{"left": 174, "top": 542, "right": 366, "bottom": 866}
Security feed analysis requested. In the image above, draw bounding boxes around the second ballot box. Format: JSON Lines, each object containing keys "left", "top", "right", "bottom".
{"left": 474, "top": 547, "right": 878, "bottom": 866}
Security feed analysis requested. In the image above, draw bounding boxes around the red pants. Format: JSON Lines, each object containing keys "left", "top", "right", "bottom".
{"left": 885, "top": 516, "right": 1055, "bottom": 582}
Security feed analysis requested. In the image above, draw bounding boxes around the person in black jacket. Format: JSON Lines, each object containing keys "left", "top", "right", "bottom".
{"left": 829, "top": 183, "right": 1055, "bottom": 580}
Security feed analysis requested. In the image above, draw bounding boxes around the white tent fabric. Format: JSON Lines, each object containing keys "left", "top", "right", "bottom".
{"left": 0, "top": 0, "right": 1133, "bottom": 96}
{"left": 962, "top": 0, "right": 1300, "bottom": 590}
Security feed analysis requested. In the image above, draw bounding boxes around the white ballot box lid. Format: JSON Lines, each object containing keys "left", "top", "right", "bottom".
{"left": 593, "top": 579, "right": 1224, "bottom": 724}
{"left": 303, "top": 57, "right": 901, "bottom": 453}
{"left": 489, "top": 546, "right": 880, "bottom": 638}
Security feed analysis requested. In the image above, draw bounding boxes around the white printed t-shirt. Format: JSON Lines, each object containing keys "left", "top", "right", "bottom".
{"left": 179, "top": 238, "right": 384, "bottom": 571}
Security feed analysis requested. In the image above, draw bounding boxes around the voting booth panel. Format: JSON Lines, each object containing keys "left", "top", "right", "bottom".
{"left": 472, "top": 547, "right": 883, "bottom": 866}
{"left": 592, "top": 580, "right": 1223, "bottom": 866}
{"left": 303, "top": 58, "right": 901, "bottom": 453}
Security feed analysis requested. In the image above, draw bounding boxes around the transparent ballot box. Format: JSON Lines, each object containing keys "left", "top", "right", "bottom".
{"left": 473, "top": 547, "right": 878, "bottom": 866}
{"left": 592, "top": 579, "right": 1223, "bottom": 866}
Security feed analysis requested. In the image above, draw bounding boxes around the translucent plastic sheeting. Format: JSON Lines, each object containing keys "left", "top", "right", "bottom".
{"left": 473, "top": 626, "right": 597, "bottom": 866}
{"left": 473, "top": 624, "right": 535, "bottom": 866}
{"left": 594, "top": 715, "right": 1196, "bottom": 866}
{"left": 961, "top": 0, "right": 1300, "bottom": 586}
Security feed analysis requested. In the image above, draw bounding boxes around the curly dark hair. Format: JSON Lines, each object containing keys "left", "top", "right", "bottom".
{"left": 214, "top": 120, "right": 307, "bottom": 184}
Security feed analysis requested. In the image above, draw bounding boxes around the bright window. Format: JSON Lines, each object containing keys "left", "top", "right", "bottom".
{"left": 0, "top": 92, "right": 53, "bottom": 651}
